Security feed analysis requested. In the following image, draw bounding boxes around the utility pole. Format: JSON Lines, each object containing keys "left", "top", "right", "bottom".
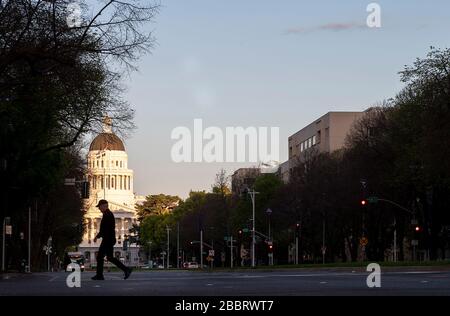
{"left": 393, "top": 217, "right": 397, "bottom": 262}
{"left": 177, "top": 222, "right": 180, "bottom": 269}
{"left": 247, "top": 189, "right": 259, "bottom": 268}
{"left": 2, "top": 217, "right": 10, "bottom": 271}
{"left": 322, "top": 219, "right": 325, "bottom": 265}
{"left": 28, "top": 206, "right": 31, "bottom": 273}
{"left": 230, "top": 236, "right": 233, "bottom": 269}
{"left": 166, "top": 226, "right": 171, "bottom": 269}
{"left": 200, "top": 229, "right": 203, "bottom": 269}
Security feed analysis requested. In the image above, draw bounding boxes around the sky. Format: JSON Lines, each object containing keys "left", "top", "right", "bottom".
{"left": 99, "top": 0, "right": 450, "bottom": 198}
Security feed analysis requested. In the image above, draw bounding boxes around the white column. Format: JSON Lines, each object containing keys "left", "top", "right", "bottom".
{"left": 121, "top": 218, "right": 125, "bottom": 240}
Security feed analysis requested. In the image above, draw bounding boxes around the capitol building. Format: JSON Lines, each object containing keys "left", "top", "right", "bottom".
{"left": 78, "top": 117, "right": 144, "bottom": 267}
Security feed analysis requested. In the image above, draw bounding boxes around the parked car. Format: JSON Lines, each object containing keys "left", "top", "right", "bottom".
{"left": 183, "top": 262, "right": 199, "bottom": 269}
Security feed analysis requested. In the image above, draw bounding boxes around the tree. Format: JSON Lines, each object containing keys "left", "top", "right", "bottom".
{"left": 0, "top": 0, "right": 159, "bottom": 270}
{"left": 136, "top": 194, "right": 181, "bottom": 220}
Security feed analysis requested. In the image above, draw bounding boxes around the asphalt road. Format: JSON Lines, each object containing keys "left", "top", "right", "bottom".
{"left": 1, "top": 267, "right": 450, "bottom": 296}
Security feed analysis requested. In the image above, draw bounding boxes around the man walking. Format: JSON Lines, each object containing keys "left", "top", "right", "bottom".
{"left": 92, "top": 199, "right": 132, "bottom": 280}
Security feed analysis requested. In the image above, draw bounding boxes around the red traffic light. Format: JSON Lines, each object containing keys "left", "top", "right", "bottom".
{"left": 361, "top": 200, "right": 367, "bottom": 206}
{"left": 296, "top": 223, "right": 300, "bottom": 228}
{"left": 415, "top": 226, "right": 421, "bottom": 232}
{"left": 238, "top": 229, "right": 243, "bottom": 235}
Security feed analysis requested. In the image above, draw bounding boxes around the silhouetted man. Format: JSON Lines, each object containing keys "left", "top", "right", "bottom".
{"left": 92, "top": 199, "right": 132, "bottom": 280}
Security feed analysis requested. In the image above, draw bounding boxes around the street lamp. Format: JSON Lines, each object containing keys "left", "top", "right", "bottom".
{"left": 166, "top": 225, "right": 171, "bottom": 269}
{"left": 266, "top": 208, "right": 273, "bottom": 266}
{"left": 246, "top": 188, "right": 259, "bottom": 268}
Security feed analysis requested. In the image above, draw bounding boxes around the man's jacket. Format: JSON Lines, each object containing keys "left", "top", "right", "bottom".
{"left": 96, "top": 209, "right": 116, "bottom": 244}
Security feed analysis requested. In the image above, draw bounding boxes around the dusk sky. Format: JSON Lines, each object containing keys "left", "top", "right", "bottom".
{"left": 96, "top": 0, "right": 450, "bottom": 198}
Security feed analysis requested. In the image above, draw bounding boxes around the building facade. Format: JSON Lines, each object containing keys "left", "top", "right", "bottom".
{"left": 231, "top": 168, "right": 261, "bottom": 195}
{"left": 281, "top": 111, "right": 364, "bottom": 183}
{"left": 78, "top": 117, "right": 142, "bottom": 267}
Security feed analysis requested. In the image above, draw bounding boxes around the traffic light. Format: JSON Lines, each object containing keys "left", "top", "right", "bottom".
{"left": 295, "top": 222, "right": 300, "bottom": 237}
{"left": 268, "top": 242, "right": 273, "bottom": 252}
{"left": 414, "top": 226, "right": 421, "bottom": 232}
{"left": 361, "top": 199, "right": 367, "bottom": 206}
{"left": 238, "top": 229, "right": 243, "bottom": 235}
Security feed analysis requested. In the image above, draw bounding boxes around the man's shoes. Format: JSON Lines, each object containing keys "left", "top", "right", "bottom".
{"left": 124, "top": 268, "right": 132, "bottom": 280}
{"left": 91, "top": 275, "right": 105, "bottom": 280}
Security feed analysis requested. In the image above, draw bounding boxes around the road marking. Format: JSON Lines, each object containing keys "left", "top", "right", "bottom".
{"left": 49, "top": 276, "right": 59, "bottom": 282}
{"left": 421, "top": 280, "right": 429, "bottom": 283}
{"left": 206, "top": 283, "right": 213, "bottom": 286}
{"left": 320, "top": 281, "right": 328, "bottom": 284}
{"left": 93, "top": 285, "right": 101, "bottom": 288}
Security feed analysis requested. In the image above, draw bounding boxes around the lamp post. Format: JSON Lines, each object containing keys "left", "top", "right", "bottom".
{"left": 247, "top": 189, "right": 259, "bottom": 268}
{"left": 266, "top": 208, "right": 273, "bottom": 266}
{"left": 177, "top": 222, "right": 180, "bottom": 269}
{"left": 166, "top": 226, "right": 171, "bottom": 269}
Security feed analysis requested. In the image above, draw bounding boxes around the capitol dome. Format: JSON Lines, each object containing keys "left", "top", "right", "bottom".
{"left": 89, "top": 133, "right": 125, "bottom": 151}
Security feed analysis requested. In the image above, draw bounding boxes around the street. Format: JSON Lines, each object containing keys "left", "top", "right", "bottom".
{"left": 1, "top": 267, "right": 449, "bottom": 296}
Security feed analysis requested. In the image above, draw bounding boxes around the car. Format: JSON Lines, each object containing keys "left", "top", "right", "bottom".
{"left": 64, "top": 252, "right": 85, "bottom": 272}
{"left": 66, "top": 261, "right": 85, "bottom": 272}
{"left": 184, "top": 262, "right": 199, "bottom": 269}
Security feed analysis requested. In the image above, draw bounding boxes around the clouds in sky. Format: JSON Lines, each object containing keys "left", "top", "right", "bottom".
{"left": 284, "top": 22, "right": 367, "bottom": 35}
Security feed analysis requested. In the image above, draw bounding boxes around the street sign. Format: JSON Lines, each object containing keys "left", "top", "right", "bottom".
{"left": 5, "top": 225, "right": 12, "bottom": 235}
{"left": 64, "top": 178, "right": 76, "bottom": 186}
{"left": 43, "top": 246, "right": 52, "bottom": 255}
{"left": 360, "top": 237, "right": 368, "bottom": 246}
{"left": 224, "top": 237, "right": 229, "bottom": 241}
{"left": 411, "top": 219, "right": 418, "bottom": 225}
{"left": 242, "top": 228, "right": 250, "bottom": 233}
{"left": 206, "top": 256, "right": 213, "bottom": 262}
{"left": 411, "top": 240, "right": 419, "bottom": 246}
{"left": 221, "top": 252, "right": 226, "bottom": 262}
{"left": 208, "top": 250, "right": 215, "bottom": 257}
{"left": 321, "top": 246, "right": 326, "bottom": 255}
